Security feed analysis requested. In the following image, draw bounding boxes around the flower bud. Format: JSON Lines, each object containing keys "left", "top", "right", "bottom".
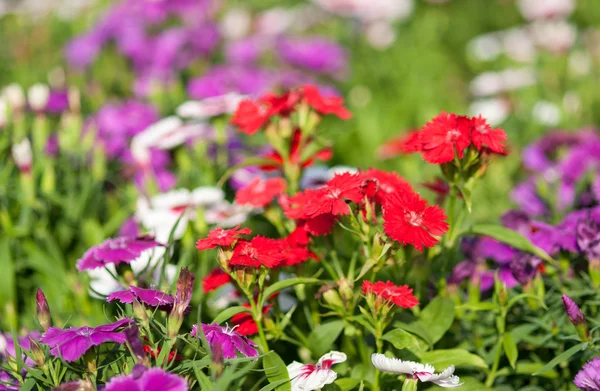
{"left": 402, "top": 377, "right": 418, "bottom": 391}
{"left": 562, "top": 294, "right": 589, "bottom": 341}
{"left": 28, "top": 337, "right": 45, "bottom": 367}
{"left": 323, "top": 289, "right": 344, "bottom": 309}
{"left": 28, "top": 83, "right": 50, "bottom": 112}
{"left": 36, "top": 289, "right": 51, "bottom": 331}
{"left": 168, "top": 268, "right": 195, "bottom": 339}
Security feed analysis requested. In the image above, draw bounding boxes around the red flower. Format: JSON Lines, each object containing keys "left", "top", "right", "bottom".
{"left": 377, "top": 131, "right": 422, "bottom": 159}
{"left": 143, "top": 344, "right": 181, "bottom": 362}
{"left": 303, "top": 173, "right": 363, "bottom": 218}
{"left": 361, "top": 169, "right": 413, "bottom": 204}
{"left": 262, "top": 91, "right": 300, "bottom": 117}
{"left": 382, "top": 191, "right": 449, "bottom": 251}
{"left": 305, "top": 213, "right": 337, "bottom": 236}
{"left": 419, "top": 112, "right": 471, "bottom": 164}
{"left": 286, "top": 225, "right": 310, "bottom": 247}
{"left": 302, "top": 85, "right": 352, "bottom": 120}
{"left": 196, "top": 226, "right": 252, "bottom": 250}
{"left": 362, "top": 280, "right": 419, "bottom": 308}
{"left": 231, "top": 303, "right": 273, "bottom": 336}
{"left": 229, "top": 237, "right": 287, "bottom": 268}
{"left": 231, "top": 99, "right": 271, "bottom": 135}
{"left": 470, "top": 115, "right": 506, "bottom": 154}
{"left": 235, "top": 177, "right": 286, "bottom": 207}
{"left": 202, "top": 268, "right": 231, "bottom": 294}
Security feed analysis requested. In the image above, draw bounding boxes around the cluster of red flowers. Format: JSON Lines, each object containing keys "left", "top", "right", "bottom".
{"left": 382, "top": 112, "right": 507, "bottom": 164}
{"left": 195, "top": 225, "right": 251, "bottom": 251}
{"left": 231, "top": 85, "right": 352, "bottom": 135}
{"left": 279, "top": 169, "right": 448, "bottom": 251}
{"left": 362, "top": 280, "right": 419, "bottom": 308}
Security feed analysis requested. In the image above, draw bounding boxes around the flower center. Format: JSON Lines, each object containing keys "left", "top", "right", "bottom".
{"left": 326, "top": 189, "right": 342, "bottom": 199}
{"left": 477, "top": 125, "right": 489, "bottom": 134}
{"left": 77, "top": 327, "right": 93, "bottom": 337}
{"left": 405, "top": 211, "right": 423, "bottom": 226}
{"left": 446, "top": 129, "right": 461, "bottom": 142}
{"left": 108, "top": 238, "right": 127, "bottom": 249}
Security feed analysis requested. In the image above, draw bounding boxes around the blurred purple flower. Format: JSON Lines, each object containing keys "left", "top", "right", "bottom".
{"left": 40, "top": 318, "right": 133, "bottom": 362}
{"left": 191, "top": 323, "right": 258, "bottom": 359}
{"left": 226, "top": 37, "right": 268, "bottom": 64}
{"left": 76, "top": 235, "right": 162, "bottom": 271}
{"left": 511, "top": 180, "right": 547, "bottom": 217}
{"left": 187, "top": 65, "right": 274, "bottom": 99}
{"left": 119, "top": 217, "right": 141, "bottom": 237}
{"left": 276, "top": 37, "right": 347, "bottom": 76}
{"left": 65, "top": 33, "right": 104, "bottom": 69}
{"left": 574, "top": 357, "right": 600, "bottom": 391}
{"left": 107, "top": 286, "right": 175, "bottom": 312}
{"left": 44, "top": 90, "right": 69, "bottom": 114}
{"left": 44, "top": 135, "right": 59, "bottom": 157}
{"left": 104, "top": 367, "right": 188, "bottom": 391}
{"left": 0, "top": 331, "right": 40, "bottom": 368}
{"left": 577, "top": 218, "right": 600, "bottom": 260}
{"left": 0, "top": 370, "right": 18, "bottom": 391}
{"left": 509, "top": 253, "right": 541, "bottom": 285}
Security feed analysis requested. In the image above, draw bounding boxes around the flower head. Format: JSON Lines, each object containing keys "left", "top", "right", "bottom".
{"left": 76, "top": 236, "right": 162, "bottom": 271}
{"left": 371, "top": 354, "right": 462, "bottom": 388}
{"left": 419, "top": 112, "right": 472, "bottom": 164}
{"left": 577, "top": 218, "right": 600, "bottom": 261}
{"left": 202, "top": 268, "right": 232, "bottom": 294}
{"left": 196, "top": 226, "right": 252, "bottom": 251}
{"left": 40, "top": 318, "right": 133, "bottom": 362}
{"left": 229, "top": 237, "right": 287, "bottom": 268}
{"left": 470, "top": 115, "right": 506, "bottom": 154}
{"left": 36, "top": 289, "right": 51, "bottom": 331}
{"left": 107, "top": 286, "right": 180, "bottom": 313}
{"left": 235, "top": 177, "right": 286, "bottom": 207}
{"left": 574, "top": 357, "right": 600, "bottom": 391}
{"left": 104, "top": 367, "right": 188, "bottom": 391}
{"left": 362, "top": 281, "right": 419, "bottom": 308}
{"left": 383, "top": 191, "right": 448, "bottom": 251}
{"left": 302, "top": 85, "right": 351, "bottom": 119}
{"left": 191, "top": 323, "right": 258, "bottom": 359}
{"left": 287, "top": 351, "right": 347, "bottom": 391}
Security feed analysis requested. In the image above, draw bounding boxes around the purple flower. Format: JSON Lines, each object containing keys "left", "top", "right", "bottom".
{"left": 0, "top": 331, "right": 40, "bottom": 368}
{"left": 511, "top": 180, "right": 547, "bottom": 217}
{"left": 107, "top": 286, "right": 175, "bottom": 312}
{"left": 574, "top": 357, "right": 600, "bottom": 391}
{"left": 187, "top": 65, "right": 274, "bottom": 99}
{"left": 562, "top": 294, "right": 586, "bottom": 326}
{"left": 191, "top": 324, "right": 258, "bottom": 359}
{"left": 64, "top": 33, "right": 103, "bottom": 69}
{"left": 509, "top": 253, "right": 541, "bottom": 285}
{"left": 276, "top": 37, "right": 348, "bottom": 76}
{"left": 577, "top": 218, "right": 600, "bottom": 260}
{"left": 44, "top": 90, "right": 69, "bottom": 114}
{"left": 119, "top": 217, "right": 141, "bottom": 237}
{"left": 104, "top": 367, "right": 188, "bottom": 391}
{"left": 40, "top": 318, "right": 133, "bottom": 362}
{"left": 0, "top": 370, "right": 18, "bottom": 391}
{"left": 76, "top": 235, "right": 162, "bottom": 271}
{"left": 226, "top": 37, "right": 268, "bottom": 64}
{"left": 44, "top": 135, "right": 59, "bottom": 157}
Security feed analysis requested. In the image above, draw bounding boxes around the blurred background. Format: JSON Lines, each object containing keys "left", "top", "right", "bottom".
{"left": 1, "top": 0, "right": 600, "bottom": 328}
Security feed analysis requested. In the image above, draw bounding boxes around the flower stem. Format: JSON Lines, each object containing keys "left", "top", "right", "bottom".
{"left": 249, "top": 298, "right": 270, "bottom": 352}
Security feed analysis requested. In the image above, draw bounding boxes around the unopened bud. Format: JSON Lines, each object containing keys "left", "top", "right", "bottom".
{"left": 29, "top": 337, "right": 45, "bottom": 367}
{"left": 323, "top": 289, "right": 344, "bottom": 309}
{"left": 36, "top": 289, "right": 51, "bottom": 331}
{"left": 125, "top": 323, "right": 147, "bottom": 365}
{"left": 168, "top": 268, "right": 195, "bottom": 339}
{"left": 562, "top": 294, "right": 589, "bottom": 341}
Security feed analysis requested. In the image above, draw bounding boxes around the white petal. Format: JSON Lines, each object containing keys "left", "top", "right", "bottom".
{"left": 287, "top": 361, "right": 305, "bottom": 380}
{"left": 371, "top": 354, "right": 418, "bottom": 375}
{"left": 290, "top": 368, "right": 337, "bottom": 391}
{"left": 420, "top": 365, "right": 462, "bottom": 388}
{"left": 191, "top": 187, "right": 225, "bottom": 207}
{"left": 317, "top": 351, "right": 347, "bottom": 366}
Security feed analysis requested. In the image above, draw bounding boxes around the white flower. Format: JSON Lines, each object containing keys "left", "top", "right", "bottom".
{"left": 11, "top": 138, "right": 32, "bottom": 172}
{"left": 0, "top": 334, "right": 7, "bottom": 355}
{"left": 0, "top": 97, "right": 7, "bottom": 127}
{"left": 371, "top": 354, "right": 462, "bottom": 388}
{"left": 3, "top": 83, "right": 25, "bottom": 110}
{"left": 469, "top": 98, "right": 510, "bottom": 127}
{"left": 502, "top": 28, "right": 536, "bottom": 63}
{"left": 518, "top": 0, "right": 575, "bottom": 21}
{"left": 532, "top": 100, "right": 561, "bottom": 126}
{"left": 365, "top": 21, "right": 397, "bottom": 50}
{"left": 313, "top": 0, "right": 413, "bottom": 23}
{"left": 27, "top": 83, "right": 50, "bottom": 111}
{"left": 176, "top": 93, "right": 246, "bottom": 119}
{"left": 530, "top": 20, "right": 576, "bottom": 53}
{"left": 204, "top": 201, "right": 253, "bottom": 228}
{"left": 287, "top": 351, "right": 347, "bottom": 391}
{"left": 468, "top": 33, "right": 503, "bottom": 62}
{"left": 220, "top": 7, "right": 251, "bottom": 40}
{"left": 255, "top": 7, "right": 295, "bottom": 36}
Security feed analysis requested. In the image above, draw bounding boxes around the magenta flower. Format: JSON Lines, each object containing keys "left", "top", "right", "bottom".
{"left": 104, "top": 367, "right": 188, "bottom": 391}
{"left": 574, "top": 358, "right": 600, "bottom": 391}
{"left": 191, "top": 324, "right": 258, "bottom": 359}
{"left": 107, "top": 286, "right": 176, "bottom": 312}
{"left": 40, "top": 318, "right": 133, "bottom": 362}
{"left": 577, "top": 218, "right": 600, "bottom": 261}
{"left": 76, "top": 236, "right": 162, "bottom": 271}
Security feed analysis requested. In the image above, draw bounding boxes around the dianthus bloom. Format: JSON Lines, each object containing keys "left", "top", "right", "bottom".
{"left": 302, "top": 85, "right": 352, "bottom": 119}
{"left": 383, "top": 191, "right": 448, "bottom": 251}
{"left": 107, "top": 286, "right": 178, "bottom": 312}
{"left": 470, "top": 115, "right": 506, "bottom": 153}
{"left": 287, "top": 351, "right": 347, "bottom": 391}
{"left": 40, "top": 318, "right": 132, "bottom": 361}
{"left": 362, "top": 281, "right": 419, "bottom": 308}
{"left": 104, "top": 367, "right": 188, "bottom": 391}
{"left": 230, "top": 303, "right": 273, "bottom": 336}
{"left": 202, "top": 268, "right": 232, "bottom": 293}
{"left": 360, "top": 168, "right": 413, "bottom": 204}
{"left": 231, "top": 99, "right": 272, "bottom": 135}
{"left": 235, "top": 177, "right": 286, "bottom": 207}
{"left": 574, "top": 357, "right": 600, "bottom": 391}
{"left": 76, "top": 236, "right": 162, "bottom": 271}
{"left": 371, "top": 354, "right": 462, "bottom": 388}
{"left": 302, "top": 173, "right": 363, "bottom": 218}
{"left": 191, "top": 323, "right": 258, "bottom": 358}
{"left": 196, "top": 226, "right": 252, "bottom": 251}
{"left": 229, "top": 237, "right": 287, "bottom": 268}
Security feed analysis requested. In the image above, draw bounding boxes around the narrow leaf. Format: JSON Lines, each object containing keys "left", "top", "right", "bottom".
{"left": 533, "top": 343, "right": 587, "bottom": 375}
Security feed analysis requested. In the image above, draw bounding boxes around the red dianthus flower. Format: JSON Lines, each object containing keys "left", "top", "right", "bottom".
{"left": 229, "top": 237, "right": 287, "bottom": 268}
{"left": 362, "top": 280, "right": 419, "bottom": 308}
{"left": 419, "top": 112, "right": 471, "bottom": 164}
{"left": 202, "top": 268, "right": 232, "bottom": 294}
{"left": 196, "top": 226, "right": 252, "bottom": 251}
{"left": 302, "top": 173, "right": 363, "bottom": 218}
{"left": 470, "top": 115, "right": 506, "bottom": 154}
{"left": 231, "top": 99, "right": 271, "bottom": 135}
{"left": 235, "top": 177, "right": 286, "bottom": 207}
{"left": 302, "top": 85, "right": 352, "bottom": 120}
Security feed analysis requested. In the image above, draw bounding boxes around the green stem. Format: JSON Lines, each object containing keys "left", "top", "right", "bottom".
{"left": 485, "top": 311, "right": 506, "bottom": 387}
{"left": 249, "top": 299, "right": 270, "bottom": 352}
{"left": 373, "top": 322, "right": 384, "bottom": 391}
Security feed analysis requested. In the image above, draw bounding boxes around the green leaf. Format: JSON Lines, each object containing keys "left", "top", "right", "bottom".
{"left": 456, "top": 302, "right": 497, "bottom": 312}
{"left": 503, "top": 333, "right": 518, "bottom": 369}
{"left": 382, "top": 329, "right": 428, "bottom": 354}
{"left": 0, "top": 239, "right": 16, "bottom": 328}
{"left": 418, "top": 349, "right": 488, "bottom": 371}
{"left": 470, "top": 224, "right": 554, "bottom": 263}
{"left": 496, "top": 362, "right": 558, "bottom": 379}
{"left": 394, "top": 322, "right": 433, "bottom": 346}
{"left": 308, "top": 320, "right": 345, "bottom": 358}
{"left": 263, "top": 278, "right": 321, "bottom": 303}
{"left": 454, "top": 377, "right": 492, "bottom": 391}
{"left": 212, "top": 306, "right": 253, "bottom": 325}
{"left": 335, "top": 378, "right": 362, "bottom": 391}
{"left": 260, "top": 379, "right": 292, "bottom": 391}
{"left": 533, "top": 342, "right": 588, "bottom": 375}
{"left": 263, "top": 352, "right": 291, "bottom": 391}
{"left": 418, "top": 297, "right": 455, "bottom": 344}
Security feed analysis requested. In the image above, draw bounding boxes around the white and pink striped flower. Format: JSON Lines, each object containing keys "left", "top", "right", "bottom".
{"left": 287, "top": 351, "right": 347, "bottom": 391}
{"left": 371, "top": 354, "right": 462, "bottom": 388}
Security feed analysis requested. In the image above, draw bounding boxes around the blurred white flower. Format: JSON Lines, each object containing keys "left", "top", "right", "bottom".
{"left": 468, "top": 33, "right": 502, "bottom": 62}
{"left": 0, "top": 97, "right": 7, "bottom": 127}
{"left": 220, "top": 8, "right": 251, "bottom": 40}
{"left": 569, "top": 51, "right": 592, "bottom": 76}
{"left": 532, "top": 100, "right": 561, "bottom": 126}
{"left": 365, "top": 21, "right": 397, "bottom": 49}
{"left": 27, "top": 83, "right": 50, "bottom": 111}
{"left": 371, "top": 354, "right": 462, "bottom": 388}
{"left": 176, "top": 93, "right": 245, "bottom": 119}
{"left": 0, "top": 334, "right": 6, "bottom": 354}
{"left": 288, "top": 351, "right": 347, "bottom": 391}
{"left": 530, "top": 20, "right": 576, "bottom": 53}
{"left": 469, "top": 98, "right": 511, "bottom": 126}
{"left": 501, "top": 68, "right": 536, "bottom": 91}
{"left": 256, "top": 7, "right": 296, "bottom": 36}
{"left": 204, "top": 201, "right": 254, "bottom": 228}
{"left": 470, "top": 72, "right": 504, "bottom": 97}
{"left": 563, "top": 91, "right": 581, "bottom": 114}
{"left": 518, "top": 0, "right": 575, "bottom": 21}
{"left": 11, "top": 138, "right": 32, "bottom": 173}
{"left": 502, "top": 28, "right": 537, "bottom": 63}
{"left": 3, "top": 83, "right": 25, "bottom": 111}
{"left": 300, "top": 165, "right": 358, "bottom": 189}
{"left": 313, "top": 0, "right": 413, "bottom": 23}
